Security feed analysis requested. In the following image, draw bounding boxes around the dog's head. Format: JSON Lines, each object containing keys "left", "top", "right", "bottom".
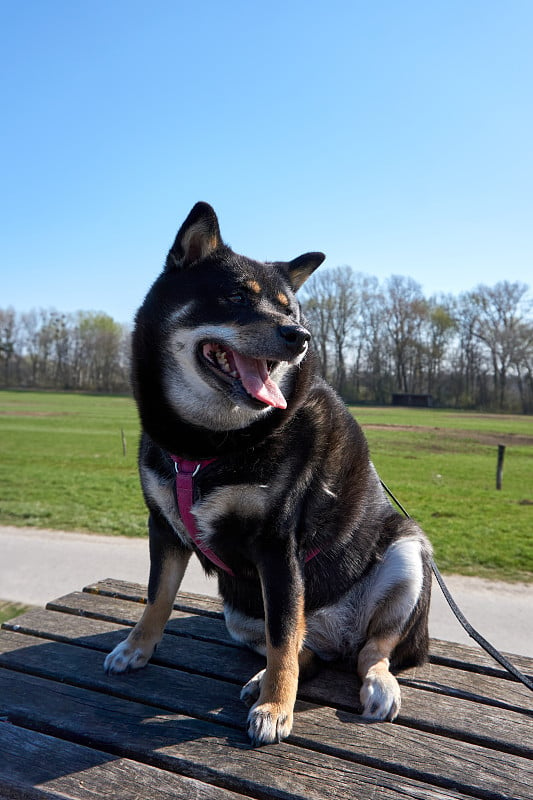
{"left": 133, "top": 202, "right": 325, "bottom": 432}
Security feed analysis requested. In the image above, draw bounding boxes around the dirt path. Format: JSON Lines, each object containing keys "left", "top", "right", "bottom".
{"left": 362, "top": 423, "right": 533, "bottom": 447}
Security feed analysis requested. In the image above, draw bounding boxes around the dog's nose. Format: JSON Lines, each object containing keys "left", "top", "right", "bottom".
{"left": 278, "top": 325, "right": 311, "bottom": 355}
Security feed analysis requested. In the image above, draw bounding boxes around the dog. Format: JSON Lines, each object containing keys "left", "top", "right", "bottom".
{"left": 104, "top": 201, "right": 432, "bottom": 746}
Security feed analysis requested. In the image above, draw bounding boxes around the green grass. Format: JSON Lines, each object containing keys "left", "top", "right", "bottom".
{"left": 0, "top": 601, "right": 32, "bottom": 626}
{"left": 351, "top": 406, "right": 533, "bottom": 582}
{"left": 0, "top": 390, "right": 532, "bottom": 581}
{"left": 0, "top": 390, "right": 146, "bottom": 537}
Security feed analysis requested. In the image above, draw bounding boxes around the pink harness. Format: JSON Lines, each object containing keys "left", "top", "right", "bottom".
{"left": 171, "top": 455, "right": 320, "bottom": 576}
{"left": 171, "top": 455, "right": 234, "bottom": 575}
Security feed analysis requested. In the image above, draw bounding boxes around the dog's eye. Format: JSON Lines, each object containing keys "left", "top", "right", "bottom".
{"left": 226, "top": 292, "right": 247, "bottom": 305}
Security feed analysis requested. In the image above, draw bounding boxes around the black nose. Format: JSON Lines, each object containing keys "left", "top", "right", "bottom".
{"left": 278, "top": 325, "right": 311, "bottom": 355}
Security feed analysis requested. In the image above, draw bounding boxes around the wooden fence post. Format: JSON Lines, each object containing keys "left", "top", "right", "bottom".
{"left": 496, "top": 444, "right": 505, "bottom": 490}
{"left": 121, "top": 428, "right": 127, "bottom": 457}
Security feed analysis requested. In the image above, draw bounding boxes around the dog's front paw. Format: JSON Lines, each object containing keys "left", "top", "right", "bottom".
{"left": 104, "top": 639, "right": 153, "bottom": 675}
{"left": 360, "top": 669, "right": 401, "bottom": 721}
{"left": 240, "top": 669, "right": 265, "bottom": 707}
{"left": 246, "top": 701, "right": 293, "bottom": 746}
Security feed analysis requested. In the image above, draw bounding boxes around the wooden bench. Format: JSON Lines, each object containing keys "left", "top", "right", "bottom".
{"left": 1, "top": 578, "right": 532, "bottom": 800}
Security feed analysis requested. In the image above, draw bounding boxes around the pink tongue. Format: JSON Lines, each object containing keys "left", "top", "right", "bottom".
{"left": 232, "top": 352, "right": 287, "bottom": 409}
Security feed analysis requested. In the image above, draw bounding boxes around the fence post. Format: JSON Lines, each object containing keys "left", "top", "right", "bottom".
{"left": 121, "top": 428, "right": 127, "bottom": 457}
{"left": 496, "top": 444, "right": 505, "bottom": 490}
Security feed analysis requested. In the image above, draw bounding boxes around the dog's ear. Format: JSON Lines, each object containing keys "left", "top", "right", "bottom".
{"left": 166, "top": 202, "right": 222, "bottom": 269}
{"left": 286, "top": 252, "right": 326, "bottom": 291}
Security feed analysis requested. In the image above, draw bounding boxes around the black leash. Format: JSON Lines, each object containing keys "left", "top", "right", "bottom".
{"left": 380, "top": 479, "right": 533, "bottom": 692}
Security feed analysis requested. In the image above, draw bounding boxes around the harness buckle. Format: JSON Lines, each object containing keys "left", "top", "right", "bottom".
{"left": 173, "top": 460, "right": 201, "bottom": 477}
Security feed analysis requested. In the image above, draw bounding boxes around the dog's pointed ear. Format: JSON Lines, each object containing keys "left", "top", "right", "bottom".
{"left": 286, "top": 252, "right": 326, "bottom": 291}
{"left": 166, "top": 202, "right": 222, "bottom": 270}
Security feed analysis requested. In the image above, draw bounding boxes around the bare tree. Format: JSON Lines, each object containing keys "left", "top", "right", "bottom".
{"left": 384, "top": 276, "right": 427, "bottom": 393}
{"left": 0, "top": 308, "right": 17, "bottom": 386}
{"left": 1, "top": 275, "right": 531, "bottom": 409}
{"left": 423, "top": 296, "right": 457, "bottom": 397}
{"left": 469, "top": 281, "right": 531, "bottom": 409}
{"left": 302, "top": 266, "right": 360, "bottom": 395}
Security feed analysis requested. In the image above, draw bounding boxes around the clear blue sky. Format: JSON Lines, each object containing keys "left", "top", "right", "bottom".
{"left": 1, "top": 0, "right": 532, "bottom": 323}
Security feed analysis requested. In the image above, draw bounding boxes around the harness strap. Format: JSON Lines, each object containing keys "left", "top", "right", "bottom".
{"left": 170, "top": 455, "right": 319, "bottom": 576}
{"left": 171, "top": 456, "right": 235, "bottom": 576}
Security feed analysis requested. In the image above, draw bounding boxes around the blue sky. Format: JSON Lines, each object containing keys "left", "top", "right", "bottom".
{"left": 1, "top": 0, "right": 532, "bottom": 323}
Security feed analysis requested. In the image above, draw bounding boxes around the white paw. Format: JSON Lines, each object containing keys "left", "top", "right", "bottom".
{"left": 246, "top": 702, "right": 293, "bottom": 746}
{"left": 360, "top": 670, "right": 401, "bottom": 721}
{"left": 240, "top": 669, "right": 265, "bottom": 707}
{"left": 104, "top": 639, "right": 152, "bottom": 675}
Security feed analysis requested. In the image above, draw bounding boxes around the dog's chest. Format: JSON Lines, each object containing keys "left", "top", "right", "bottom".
{"left": 141, "top": 461, "right": 270, "bottom": 550}
{"left": 192, "top": 482, "right": 270, "bottom": 545}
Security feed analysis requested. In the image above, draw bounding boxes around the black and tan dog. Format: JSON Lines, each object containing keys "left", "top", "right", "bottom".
{"left": 104, "top": 202, "right": 432, "bottom": 746}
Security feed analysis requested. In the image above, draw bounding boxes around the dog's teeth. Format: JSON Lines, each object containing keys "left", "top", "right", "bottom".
{"left": 216, "top": 350, "right": 231, "bottom": 374}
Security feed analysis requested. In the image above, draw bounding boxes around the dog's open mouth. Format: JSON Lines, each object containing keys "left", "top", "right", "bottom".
{"left": 201, "top": 342, "right": 287, "bottom": 409}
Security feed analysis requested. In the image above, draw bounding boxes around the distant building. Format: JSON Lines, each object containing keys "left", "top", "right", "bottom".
{"left": 392, "top": 393, "right": 433, "bottom": 408}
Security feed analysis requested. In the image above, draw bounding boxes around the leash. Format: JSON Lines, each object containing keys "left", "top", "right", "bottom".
{"left": 380, "top": 479, "right": 533, "bottom": 691}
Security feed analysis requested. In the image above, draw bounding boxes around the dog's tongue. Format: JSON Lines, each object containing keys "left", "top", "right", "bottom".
{"left": 232, "top": 352, "right": 287, "bottom": 409}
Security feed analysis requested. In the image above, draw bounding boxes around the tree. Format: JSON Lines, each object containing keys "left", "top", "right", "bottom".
{"left": 76, "top": 312, "right": 127, "bottom": 391}
{"left": 510, "top": 320, "right": 533, "bottom": 413}
{"left": 469, "top": 281, "right": 531, "bottom": 410}
{"left": 383, "top": 276, "right": 427, "bottom": 394}
{"left": 423, "top": 296, "right": 457, "bottom": 398}
{"left": 0, "top": 308, "right": 16, "bottom": 385}
{"left": 302, "top": 266, "right": 361, "bottom": 396}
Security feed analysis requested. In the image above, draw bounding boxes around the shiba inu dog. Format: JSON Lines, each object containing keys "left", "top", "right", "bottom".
{"left": 104, "top": 202, "right": 432, "bottom": 746}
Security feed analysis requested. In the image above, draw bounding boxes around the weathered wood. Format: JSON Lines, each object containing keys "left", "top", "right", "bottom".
{"left": 3, "top": 606, "right": 264, "bottom": 683}
{"left": 430, "top": 637, "right": 533, "bottom": 681}
{"left": 0, "top": 629, "right": 531, "bottom": 798}
{"left": 86, "top": 580, "right": 533, "bottom": 681}
{"left": 0, "top": 670, "right": 476, "bottom": 800}
{"left": 2, "top": 580, "right": 532, "bottom": 800}
{"left": 47, "top": 591, "right": 237, "bottom": 647}
{"left": 0, "top": 721, "right": 246, "bottom": 800}
{"left": 43, "top": 589, "right": 533, "bottom": 712}
{"left": 0, "top": 777, "right": 64, "bottom": 800}
{"left": 496, "top": 443, "right": 505, "bottom": 489}
{"left": 6, "top": 604, "right": 532, "bottom": 715}
{"left": 84, "top": 578, "right": 225, "bottom": 618}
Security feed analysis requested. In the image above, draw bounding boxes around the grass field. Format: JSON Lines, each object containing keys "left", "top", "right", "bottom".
{"left": 1, "top": 390, "right": 532, "bottom": 582}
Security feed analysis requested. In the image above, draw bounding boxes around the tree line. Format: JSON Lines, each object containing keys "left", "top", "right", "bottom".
{"left": 1, "top": 270, "right": 532, "bottom": 411}
{"left": 300, "top": 269, "right": 533, "bottom": 413}
{"left": 0, "top": 309, "right": 130, "bottom": 393}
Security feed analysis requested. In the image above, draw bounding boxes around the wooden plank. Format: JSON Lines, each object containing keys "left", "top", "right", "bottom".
{"left": 0, "top": 776, "right": 64, "bottom": 800}
{"left": 85, "top": 580, "right": 533, "bottom": 680}
{"left": 6, "top": 604, "right": 532, "bottom": 717}
{"left": 0, "top": 629, "right": 531, "bottom": 798}
{"left": 0, "top": 668, "right": 474, "bottom": 800}
{"left": 41, "top": 589, "right": 533, "bottom": 713}
{"left": 4, "top": 607, "right": 532, "bottom": 756}
{"left": 3, "top": 606, "right": 264, "bottom": 683}
{"left": 84, "top": 578, "right": 225, "bottom": 618}
{"left": 430, "top": 638, "right": 533, "bottom": 681}
{"left": 0, "top": 721, "right": 247, "bottom": 800}
{"left": 399, "top": 661, "right": 533, "bottom": 714}
{"left": 46, "top": 591, "right": 237, "bottom": 647}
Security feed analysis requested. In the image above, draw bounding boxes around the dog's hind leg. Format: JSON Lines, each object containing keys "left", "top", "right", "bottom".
{"left": 104, "top": 514, "right": 191, "bottom": 674}
{"left": 357, "top": 530, "right": 431, "bottom": 721}
{"left": 358, "top": 634, "right": 402, "bottom": 720}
